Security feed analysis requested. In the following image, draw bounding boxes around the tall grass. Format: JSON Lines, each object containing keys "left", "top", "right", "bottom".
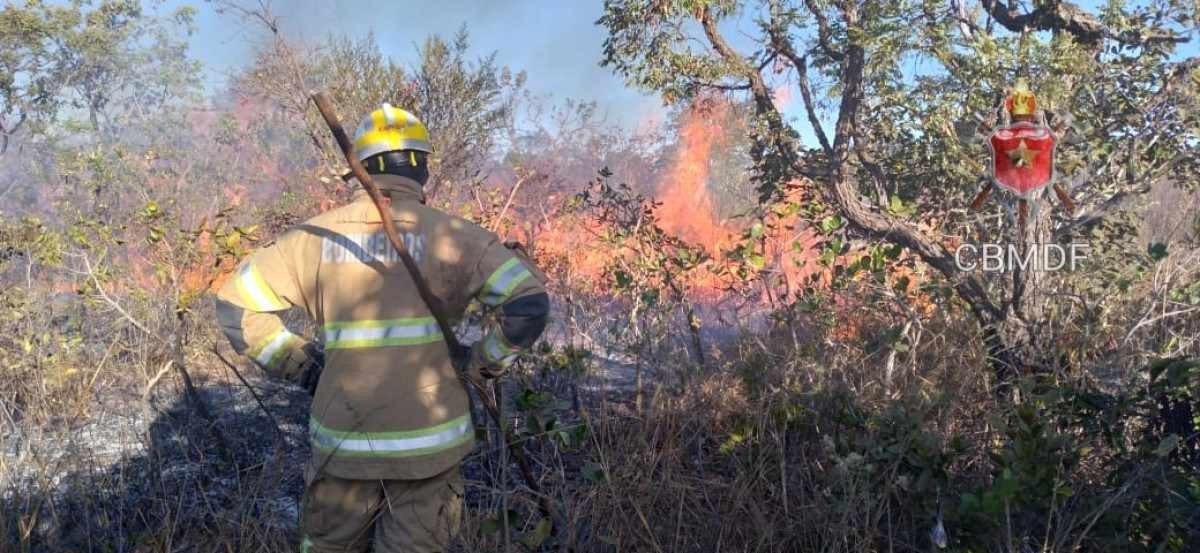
{"left": 2, "top": 237, "right": 1199, "bottom": 552}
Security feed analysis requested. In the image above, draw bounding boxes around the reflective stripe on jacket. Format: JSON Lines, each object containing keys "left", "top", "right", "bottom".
{"left": 215, "top": 175, "right": 548, "bottom": 480}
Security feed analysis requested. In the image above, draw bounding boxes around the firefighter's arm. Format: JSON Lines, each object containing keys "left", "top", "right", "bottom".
{"left": 214, "top": 233, "right": 321, "bottom": 390}
{"left": 465, "top": 240, "right": 550, "bottom": 377}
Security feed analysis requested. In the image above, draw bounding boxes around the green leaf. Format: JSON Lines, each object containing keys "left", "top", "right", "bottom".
{"left": 719, "top": 431, "right": 746, "bottom": 454}
{"left": 613, "top": 270, "right": 633, "bottom": 289}
{"left": 1154, "top": 434, "right": 1180, "bottom": 457}
{"left": 1148, "top": 242, "right": 1168, "bottom": 261}
{"left": 570, "top": 424, "right": 588, "bottom": 447}
{"left": 749, "top": 222, "right": 765, "bottom": 238}
{"left": 480, "top": 509, "right": 521, "bottom": 535}
{"left": 582, "top": 462, "right": 607, "bottom": 483}
{"left": 959, "top": 492, "right": 980, "bottom": 513}
{"left": 480, "top": 518, "right": 502, "bottom": 535}
{"left": 818, "top": 248, "right": 837, "bottom": 267}
{"left": 519, "top": 517, "right": 552, "bottom": 550}
{"left": 140, "top": 200, "right": 160, "bottom": 219}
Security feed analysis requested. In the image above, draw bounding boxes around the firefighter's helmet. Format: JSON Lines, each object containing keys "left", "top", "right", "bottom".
{"left": 352, "top": 103, "right": 432, "bottom": 162}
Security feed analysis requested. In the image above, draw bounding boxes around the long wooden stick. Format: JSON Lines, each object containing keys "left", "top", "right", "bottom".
{"left": 1053, "top": 183, "right": 1076, "bottom": 214}
{"left": 969, "top": 182, "right": 993, "bottom": 210}
{"left": 309, "top": 93, "right": 554, "bottom": 524}
{"left": 1017, "top": 199, "right": 1028, "bottom": 236}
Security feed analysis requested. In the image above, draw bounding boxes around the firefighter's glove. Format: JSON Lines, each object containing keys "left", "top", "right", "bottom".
{"left": 299, "top": 342, "right": 325, "bottom": 396}
{"left": 452, "top": 341, "right": 503, "bottom": 381}
{"left": 450, "top": 342, "right": 473, "bottom": 377}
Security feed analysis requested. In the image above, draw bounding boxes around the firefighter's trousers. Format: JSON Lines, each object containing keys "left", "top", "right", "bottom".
{"left": 300, "top": 463, "right": 463, "bottom": 553}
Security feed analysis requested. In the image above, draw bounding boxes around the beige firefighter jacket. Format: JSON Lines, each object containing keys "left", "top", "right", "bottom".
{"left": 215, "top": 175, "right": 547, "bottom": 480}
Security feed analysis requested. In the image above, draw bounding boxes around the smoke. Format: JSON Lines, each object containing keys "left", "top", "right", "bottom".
{"left": 772, "top": 85, "right": 794, "bottom": 111}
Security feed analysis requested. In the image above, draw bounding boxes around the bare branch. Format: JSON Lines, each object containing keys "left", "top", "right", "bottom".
{"left": 950, "top": 0, "right": 979, "bottom": 39}
{"left": 492, "top": 173, "right": 537, "bottom": 233}
{"left": 767, "top": 26, "right": 833, "bottom": 156}
{"left": 80, "top": 253, "right": 169, "bottom": 345}
{"left": 851, "top": 121, "right": 889, "bottom": 207}
{"left": 980, "top": 0, "right": 1187, "bottom": 46}
{"left": 1053, "top": 182, "right": 1152, "bottom": 239}
{"left": 699, "top": 6, "right": 806, "bottom": 181}
{"left": 803, "top": 0, "right": 845, "bottom": 61}
{"left": 1058, "top": 56, "right": 1198, "bottom": 238}
{"left": 693, "top": 81, "right": 753, "bottom": 92}
{"left": 699, "top": 7, "right": 774, "bottom": 114}
{"left": 212, "top": 347, "right": 285, "bottom": 438}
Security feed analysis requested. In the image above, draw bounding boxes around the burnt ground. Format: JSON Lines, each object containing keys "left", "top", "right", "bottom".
{"left": 2, "top": 294, "right": 738, "bottom": 552}
{"left": 0, "top": 342, "right": 647, "bottom": 551}
{"left": 2, "top": 370, "right": 313, "bottom": 550}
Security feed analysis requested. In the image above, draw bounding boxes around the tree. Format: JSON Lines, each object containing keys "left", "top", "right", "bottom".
{"left": 599, "top": 0, "right": 1199, "bottom": 381}
{"left": 0, "top": 0, "right": 199, "bottom": 211}
{"left": 226, "top": 9, "right": 525, "bottom": 205}
{"left": 0, "top": 0, "right": 199, "bottom": 148}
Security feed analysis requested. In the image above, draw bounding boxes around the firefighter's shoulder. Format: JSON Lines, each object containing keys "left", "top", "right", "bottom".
{"left": 275, "top": 202, "right": 362, "bottom": 247}
{"left": 430, "top": 208, "right": 500, "bottom": 245}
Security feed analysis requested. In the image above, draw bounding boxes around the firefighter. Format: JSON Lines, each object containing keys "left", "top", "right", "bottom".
{"left": 214, "top": 103, "right": 550, "bottom": 553}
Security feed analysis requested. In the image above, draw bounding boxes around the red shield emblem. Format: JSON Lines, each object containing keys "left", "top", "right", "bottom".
{"left": 988, "top": 122, "right": 1056, "bottom": 198}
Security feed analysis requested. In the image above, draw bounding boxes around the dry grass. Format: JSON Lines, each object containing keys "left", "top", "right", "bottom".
{"left": 2, "top": 250, "right": 1199, "bottom": 552}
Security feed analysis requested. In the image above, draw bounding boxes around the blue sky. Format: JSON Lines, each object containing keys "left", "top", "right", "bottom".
{"left": 165, "top": 0, "right": 663, "bottom": 126}
{"left": 161, "top": 0, "right": 1195, "bottom": 136}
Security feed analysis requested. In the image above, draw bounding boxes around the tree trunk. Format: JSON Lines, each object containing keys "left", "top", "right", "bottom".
{"left": 987, "top": 194, "right": 1062, "bottom": 387}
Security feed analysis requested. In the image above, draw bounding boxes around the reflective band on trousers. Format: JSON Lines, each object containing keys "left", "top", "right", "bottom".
{"left": 235, "top": 263, "right": 288, "bottom": 312}
{"left": 309, "top": 413, "right": 473, "bottom": 457}
{"left": 252, "top": 328, "right": 299, "bottom": 370}
{"left": 323, "top": 317, "right": 442, "bottom": 349}
{"left": 480, "top": 257, "right": 532, "bottom": 307}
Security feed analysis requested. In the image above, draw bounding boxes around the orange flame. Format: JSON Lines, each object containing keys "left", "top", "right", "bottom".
{"left": 655, "top": 101, "right": 735, "bottom": 253}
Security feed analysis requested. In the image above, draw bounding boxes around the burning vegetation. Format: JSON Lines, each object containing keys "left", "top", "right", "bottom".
{"left": 2, "top": 0, "right": 1200, "bottom": 552}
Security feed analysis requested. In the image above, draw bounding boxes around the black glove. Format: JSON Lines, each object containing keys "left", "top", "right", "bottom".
{"left": 449, "top": 342, "right": 473, "bottom": 376}
{"left": 299, "top": 342, "right": 325, "bottom": 396}
{"left": 450, "top": 342, "right": 505, "bottom": 380}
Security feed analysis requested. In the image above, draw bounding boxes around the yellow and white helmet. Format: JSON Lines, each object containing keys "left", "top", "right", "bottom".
{"left": 352, "top": 103, "right": 432, "bottom": 162}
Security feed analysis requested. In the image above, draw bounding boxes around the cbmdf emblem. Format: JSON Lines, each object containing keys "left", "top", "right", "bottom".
{"left": 989, "top": 122, "right": 1055, "bottom": 199}
{"left": 971, "top": 79, "right": 1074, "bottom": 231}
